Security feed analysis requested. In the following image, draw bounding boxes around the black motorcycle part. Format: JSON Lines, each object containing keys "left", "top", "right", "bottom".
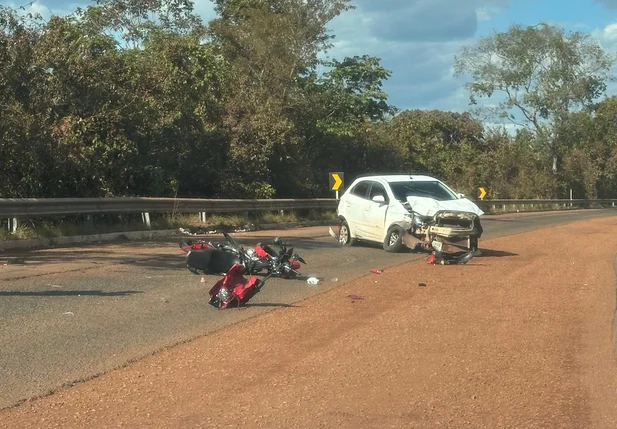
{"left": 261, "top": 243, "right": 279, "bottom": 257}
{"left": 186, "top": 248, "right": 243, "bottom": 274}
{"left": 246, "top": 258, "right": 271, "bottom": 273}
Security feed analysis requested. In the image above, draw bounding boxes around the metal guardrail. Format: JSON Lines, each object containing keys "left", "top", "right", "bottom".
{"left": 0, "top": 197, "right": 338, "bottom": 217}
{"left": 475, "top": 198, "right": 617, "bottom": 210}
{"left": 1, "top": 197, "right": 616, "bottom": 218}
{"left": 1, "top": 196, "right": 616, "bottom": 233}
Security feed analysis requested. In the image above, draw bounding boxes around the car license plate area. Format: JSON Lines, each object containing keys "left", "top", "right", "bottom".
{"left": 432, "top": 240, "right": 443, "bottom": 251}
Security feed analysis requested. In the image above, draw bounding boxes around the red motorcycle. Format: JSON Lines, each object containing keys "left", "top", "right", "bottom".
{"left": 207, "top": 262, "right": 272, "bottom": 309}
{"left": 180, "top": 232, "right": 306, "bottom": 279}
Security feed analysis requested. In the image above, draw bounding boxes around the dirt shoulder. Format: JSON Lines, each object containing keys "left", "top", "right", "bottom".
{"left": 2, "top": 217, "right": 617, "bottom": 428}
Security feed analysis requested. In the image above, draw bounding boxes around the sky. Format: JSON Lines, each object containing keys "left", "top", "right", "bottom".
{"left": 3, "top": 0, "right": 617, "bottom": 122}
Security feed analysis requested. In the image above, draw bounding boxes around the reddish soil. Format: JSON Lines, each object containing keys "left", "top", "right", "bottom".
{"left": 2, "top": 217, "right": 617, "bottom": 428}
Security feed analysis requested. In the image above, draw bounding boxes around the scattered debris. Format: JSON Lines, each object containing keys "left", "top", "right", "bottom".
{"left": 418, "top": 282, "right": 427, "bottom": 287}
{"left": 200, "top": 276, "right": 206, "bottom": 283}
{"left": 62, "top": 312, "right": 74, "bottom": 316}
{"left": 346, "top": 294, "right": 363, "bottom": 303}
{"left": 371, "top": 269, "right": 382, "bottom": 274}
{"left": 331, "top": 278, "right": 339, "bottom": 282}
{"left": 307, "top": 277, "right": 320, "bottom": 285}
{"left": 179, "top": 223, "right": 257, "bottom": 237}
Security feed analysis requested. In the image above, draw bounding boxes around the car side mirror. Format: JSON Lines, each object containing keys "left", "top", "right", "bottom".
{"left": 372, "top": 195, "right": 385, "bottom": 203}
{"left": 457, "top": 193, "right": 465, "bottom": 199}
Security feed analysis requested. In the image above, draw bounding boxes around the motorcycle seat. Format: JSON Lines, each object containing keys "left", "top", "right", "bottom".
{"left": 186, "top": 248, "right": 243, "bottom": 274}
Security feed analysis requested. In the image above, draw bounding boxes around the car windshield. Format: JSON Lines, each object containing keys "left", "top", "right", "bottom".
{"left": 389, "top": 180, "right": 458, "bottom": 202}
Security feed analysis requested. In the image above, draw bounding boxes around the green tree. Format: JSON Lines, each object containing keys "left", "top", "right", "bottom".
{"left": 315, "top": 55, "right": 396, "bottom": 136}
{"left": 453, "top": 22, "right": 615, "bottom": 173}
{"left": 207, "top": 0, "right": 354, "bottom": 197}
{"left": 381, "top": 109, "right": 485, "bottom": 179}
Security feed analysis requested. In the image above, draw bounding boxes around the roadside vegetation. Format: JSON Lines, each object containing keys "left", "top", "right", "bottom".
{"left": 1, "top": 1, "right": 617, "bottom": 239}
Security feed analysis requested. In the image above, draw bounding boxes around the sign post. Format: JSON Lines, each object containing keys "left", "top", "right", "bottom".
{"left": 329, "top": 172, "right": 344, "bottom": 200}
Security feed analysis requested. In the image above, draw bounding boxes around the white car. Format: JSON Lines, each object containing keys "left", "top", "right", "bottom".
{"left": 330, "top": 174, "right": 484, "bottom": 255}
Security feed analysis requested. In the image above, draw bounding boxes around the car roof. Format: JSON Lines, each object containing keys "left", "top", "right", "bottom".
{"left": 353, "top": 174, "right": 440, "bottom": 183}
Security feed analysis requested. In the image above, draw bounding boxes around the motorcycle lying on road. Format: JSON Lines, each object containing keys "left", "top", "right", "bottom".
{"left": 207, "top": 262, "right": 273, "bottom": 309}
{"left": 181, "top": 232, "right": 307, "bottom": 279}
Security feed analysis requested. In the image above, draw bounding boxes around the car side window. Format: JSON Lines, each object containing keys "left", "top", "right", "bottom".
{"left": 350, "top": 181, "right": 370, "bottom": 199}
{"left": 369, "top": 181, "right": 388, "bottom": 201}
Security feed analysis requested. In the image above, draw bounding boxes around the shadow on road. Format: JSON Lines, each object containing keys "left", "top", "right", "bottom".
{"left": 477, "top": 249, "right": 518, "bottom": 257}
{"left": 0, "top": 290, "right": 143, "bottom": 297}
{"left": 244, "top": 303, "right": 299, "bottom": 308}
{"left": 0, "top": 236, "right": 339, "bottom": 271}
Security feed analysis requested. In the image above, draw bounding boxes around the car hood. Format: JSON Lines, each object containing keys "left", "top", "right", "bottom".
{"left": 405, "top": 196, "right": 484, "bottom": 217}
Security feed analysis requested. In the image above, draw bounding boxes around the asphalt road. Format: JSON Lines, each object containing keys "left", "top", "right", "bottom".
{"left": 1, "top": 208, "right": 616, "bottom": 410}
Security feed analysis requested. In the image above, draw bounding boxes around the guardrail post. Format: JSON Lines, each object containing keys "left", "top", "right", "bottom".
{"left": 7, "top": 218, "right": 17, "bottom": 233}
{"left": 243, "top": 211, "right": 250, "bottom": 220}
{"left": 141, "top": 212, "right": 151, "bottom": 228}
{"left": 199, "top": 212, "right": 207, "bottom": 223}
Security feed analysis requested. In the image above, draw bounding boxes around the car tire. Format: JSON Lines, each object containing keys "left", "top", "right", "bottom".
{"left": 338, "top": 220, "right": 356, "bottom": 246}
{"left": 383, "top": 225, "right": 405, "bottom": 253}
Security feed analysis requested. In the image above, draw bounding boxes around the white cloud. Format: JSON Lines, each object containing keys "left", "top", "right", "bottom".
{"left": 476, "top": 7, "right": 492, "bottom": 22}
{"left": 592, "top": 21, "right": 617, "bottom": 49}
{"left": 323, "top": 0, "right": 510, "bottom": 111}
{"left": 3, "top": 0, "right": 78, "bottom": 20}
{"left": 590, "top": 21, "right": 617, "bottom": 102}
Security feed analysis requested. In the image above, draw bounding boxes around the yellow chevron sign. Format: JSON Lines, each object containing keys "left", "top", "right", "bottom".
{"left": 478, "top": 187, "right": 487, "bottom": 200}
{"left": 329, "top": 172, "right": 344, "bottom": 191}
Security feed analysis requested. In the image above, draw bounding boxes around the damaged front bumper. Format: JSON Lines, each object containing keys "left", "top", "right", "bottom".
{"left": 405, "top": 210, "right": 481, "bottom": 255}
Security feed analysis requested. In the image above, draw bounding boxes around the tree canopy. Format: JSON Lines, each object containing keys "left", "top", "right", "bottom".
{"left": 1, "top": 5, "right": 616, "bottom": 201}
{"left": 453, "top": 22, "right": 616, "bottom": 173}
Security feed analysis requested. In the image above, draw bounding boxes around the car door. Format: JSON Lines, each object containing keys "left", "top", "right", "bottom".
{"left": 343, "top": 180, "right": 371, "bottom": 237}
{"left": 362, "top": 181, "right": 390, "bottom": 241}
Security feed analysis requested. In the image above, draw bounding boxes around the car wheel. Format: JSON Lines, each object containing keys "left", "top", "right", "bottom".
{"left": 338, "top": 220, "right": 355, "bottom": 246}
{"left": 383, "top": 225, "right": 405, "bottom": 253}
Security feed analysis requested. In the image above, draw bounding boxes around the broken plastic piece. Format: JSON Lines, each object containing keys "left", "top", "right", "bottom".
{"left": 418, "top": 282, "right": 427, "bottom": 287}
{"left": 307, "top": 277, "right": 319, "bottom": 285}
{"left": 371, "top": 269, "right": 382, "bottom": 274}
